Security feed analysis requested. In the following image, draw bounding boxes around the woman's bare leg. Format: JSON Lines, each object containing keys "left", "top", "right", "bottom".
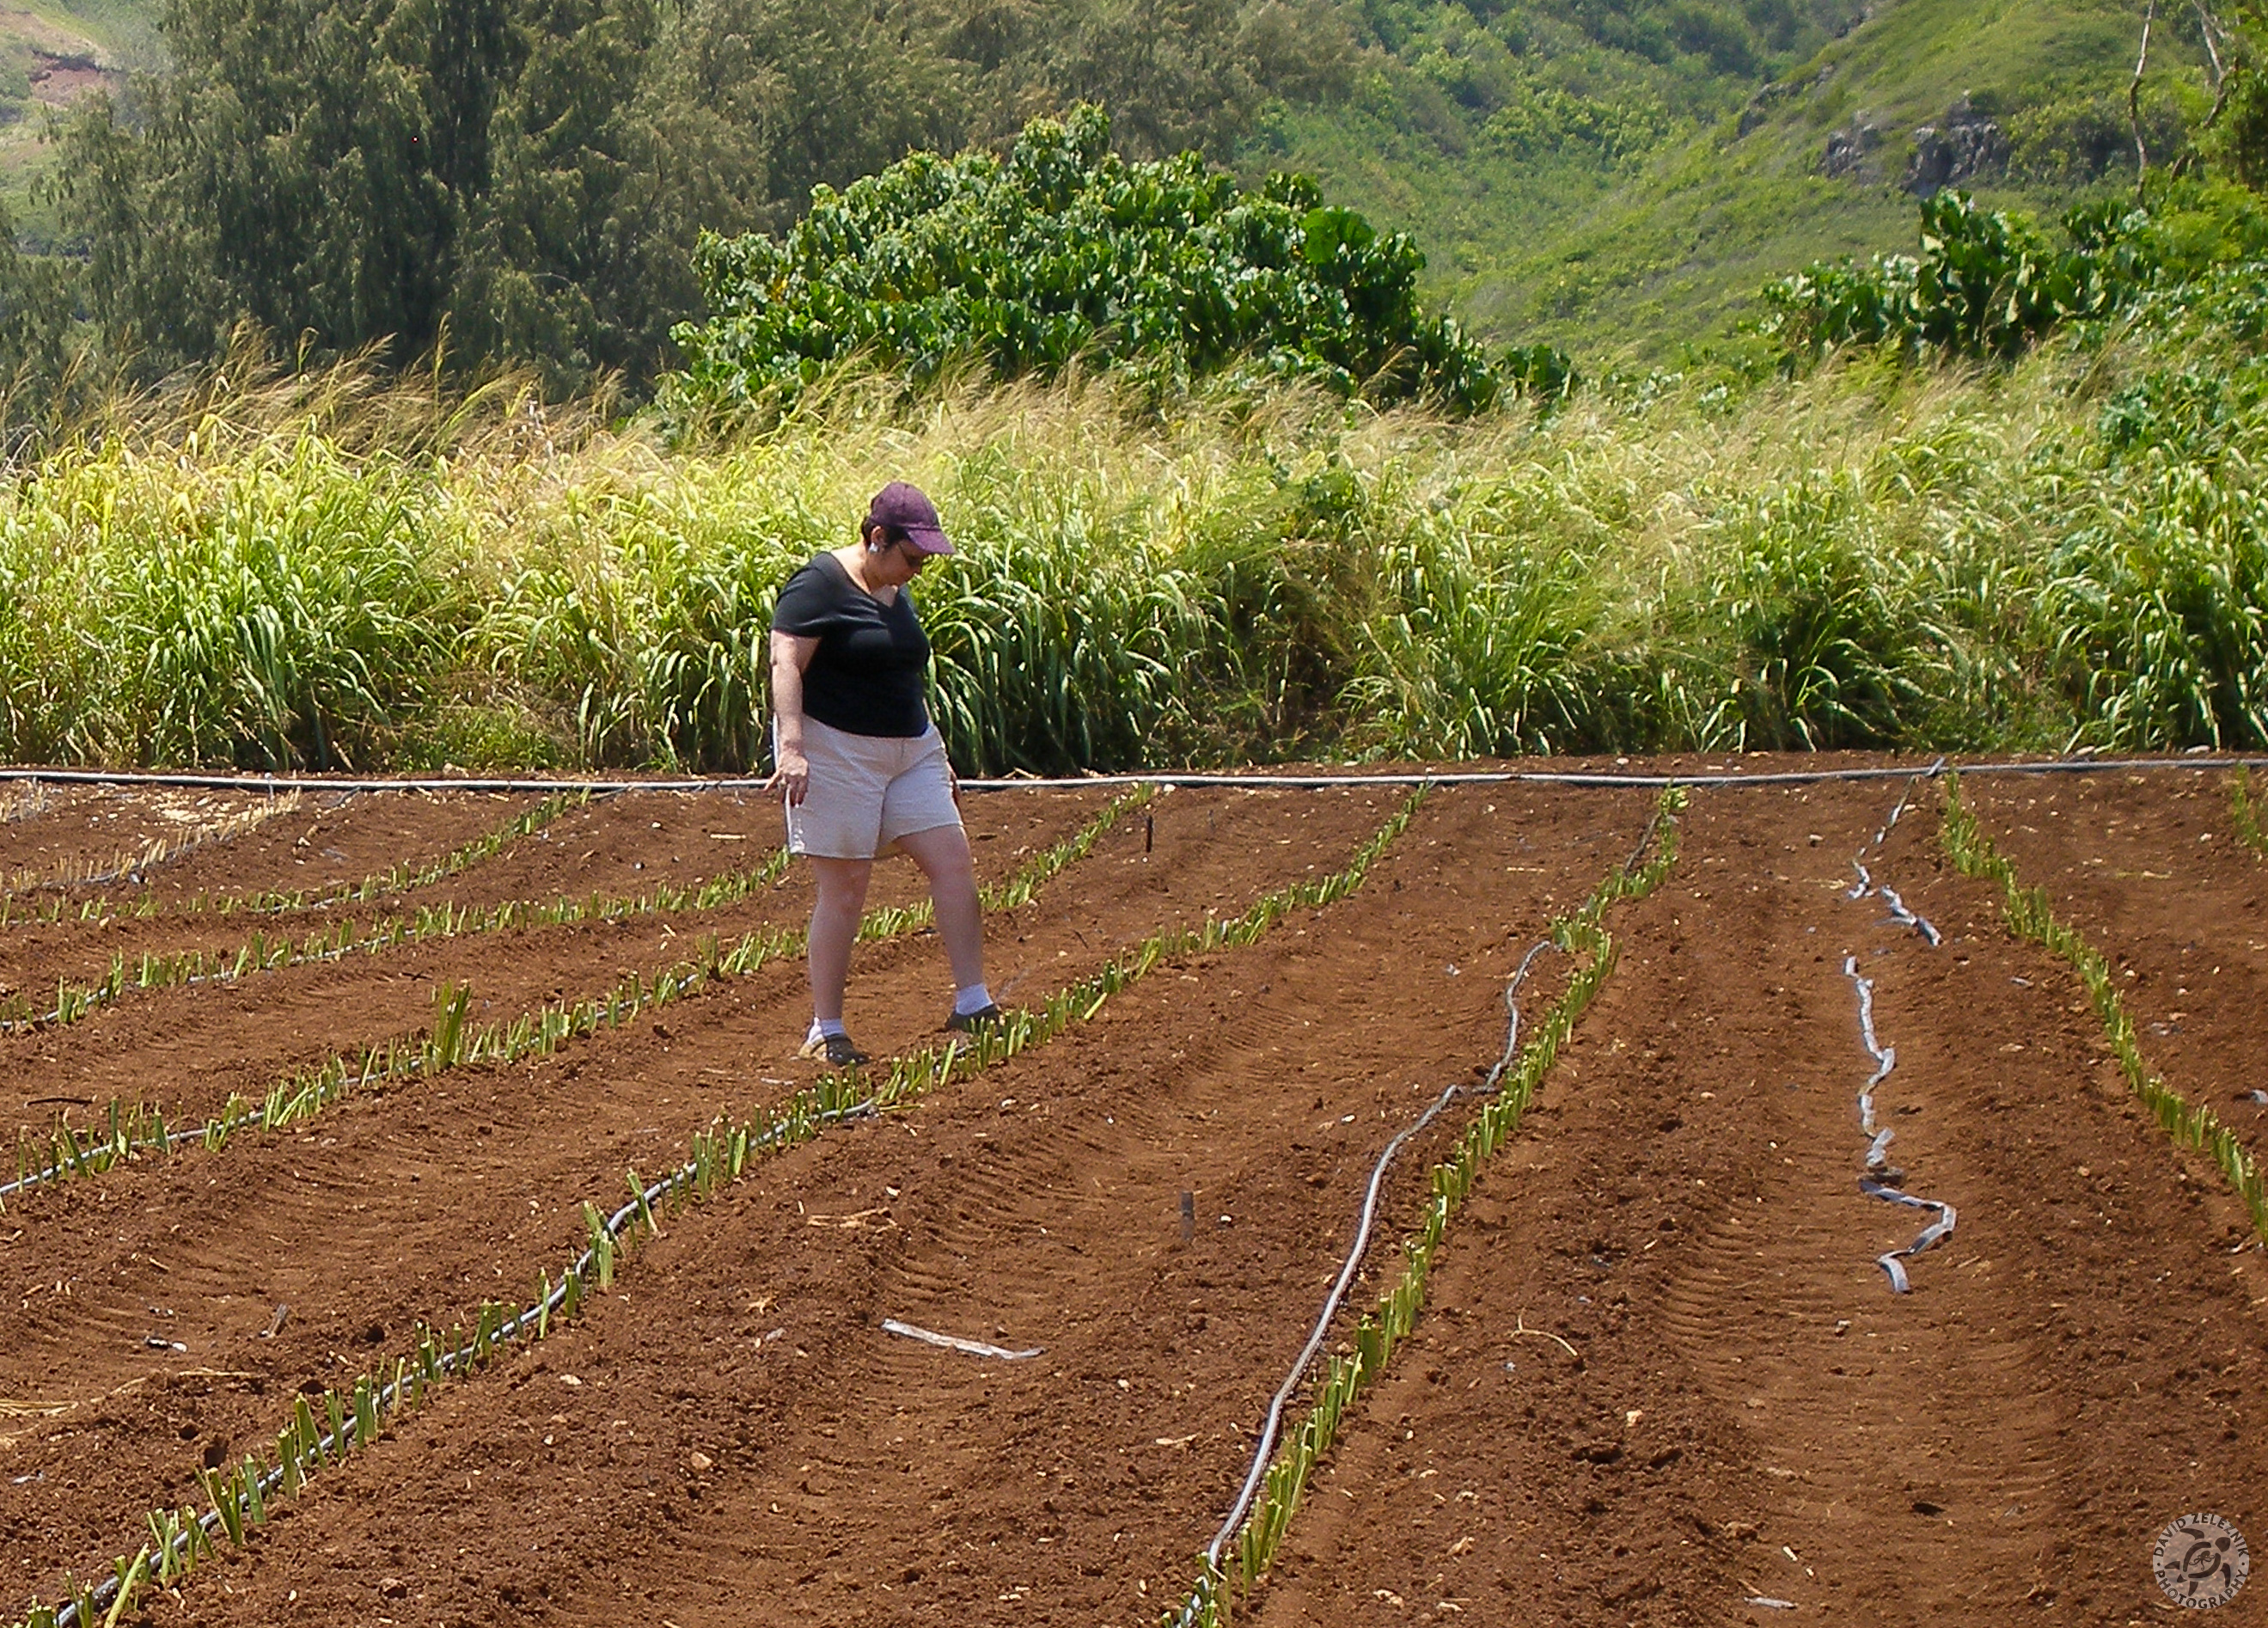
{"left": 806, "top": 855, "right": 875, "bottom": 1023}
{"left": 896, "top": 823, "right": 986, "bottom": 992}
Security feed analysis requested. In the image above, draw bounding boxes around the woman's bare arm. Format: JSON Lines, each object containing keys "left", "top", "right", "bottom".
{"left": 768, "top": 629, "right": 820, "bottom": 805}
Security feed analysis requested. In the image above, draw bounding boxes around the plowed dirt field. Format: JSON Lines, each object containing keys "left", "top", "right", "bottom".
{"left": 0, "top": 759, "right": 2262, "bottom": 1628}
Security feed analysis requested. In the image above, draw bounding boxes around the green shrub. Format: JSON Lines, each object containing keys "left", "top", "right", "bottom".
{"left": 1762, "top": 190, "right": 2156, "bottom": 363}
{"left": 667, "top": 104, "right": 1503, "bottom": 419}
{"left": 2048, "top": 463, "right": 2268, "bottom": 750}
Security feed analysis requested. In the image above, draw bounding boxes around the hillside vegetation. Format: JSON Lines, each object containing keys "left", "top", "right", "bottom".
{"left": 1, "top": 0, "right": 2235, "bottom": 399}
{"left": 1257, "top": 0, "right": 2221, "bottom": 362}
{"left": 0, "top": 0, "right": 142, "bottom": 233}
{"left": 0, "top": 0, "right": 2262, "bottom": 775}
{"left": 4, "top": 213, "right": 2265, "bottom": 774}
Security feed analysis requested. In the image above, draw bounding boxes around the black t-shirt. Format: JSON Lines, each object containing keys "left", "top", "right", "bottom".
{"left": 770, "top": 553, "right": 932, "bottom": 737}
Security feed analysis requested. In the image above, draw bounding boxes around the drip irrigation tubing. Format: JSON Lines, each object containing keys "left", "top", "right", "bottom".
{"left": 0, "top": 933, "right": 775, "bottom": 1204}
{"left": 0, "top": 791, "right": 1144, "bottom": 1206}
{"left": 3, "top": 796, "right": 323, "bottom": 894}
{"left": 0, "top": 935, "right": 387, "bottom": 1036}
{"left": 1840, "top": 768, "right": 1956, "bottom": 1293}
{"left": 1181, "top": 936, "right": 1561, "bottom": 1613}
{"left": 1843, "top": 958, "right": 1958, "bottom": 1292}
{"left": 0, "top": 1037, "right": 445, "bottom": 1203}
{"left": 0, "top": 841, "right": 797, "bottom": 1037}
{"left": 0, "top": 753, "right": 2265, "bottom": 797}
{"left": 1170, "top": 789, "right": 1669, "bottom": 1626}
{"left": 33, "top": 786, "right": 1386, "bottom": 1628}
{"left": 1846, "top": 758, "right": 1945, "bottom": 946}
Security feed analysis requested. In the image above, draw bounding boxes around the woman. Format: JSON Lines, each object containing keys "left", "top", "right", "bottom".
{"left": 767, "top": 481, "right": 1001, "bottom": 1066}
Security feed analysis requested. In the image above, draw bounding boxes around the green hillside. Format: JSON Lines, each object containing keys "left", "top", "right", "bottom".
{"left": 0, "top": 0, "right": 150, "bottom": 235}
{"left": 1249, "top": 0, "right": 2214, "bottom": 364}
{"left": 0, "top": 0, "right": 2236, "bottom": 396}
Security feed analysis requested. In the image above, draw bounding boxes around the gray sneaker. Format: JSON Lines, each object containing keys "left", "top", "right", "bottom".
{"left": 798, "top": 1031, "right": 871, "bottom": 1067}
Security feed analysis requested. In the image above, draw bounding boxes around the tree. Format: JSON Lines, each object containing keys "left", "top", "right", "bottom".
{"left": 668, "top": 105, "right": 1507, "bottom": 416}
{"left": 49, "top": 0, "right": 1351, "bottom": 392}
{"left": 52, "top": 0, "right": 775, "bottom": 390}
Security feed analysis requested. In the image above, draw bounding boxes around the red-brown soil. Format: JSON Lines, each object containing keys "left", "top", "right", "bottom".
{"left": 0, "top": 788, "right": 1119, "bottom": 1141}
{"left": 0, "top": 782, "right": 1406, "bottom": 1590}
{"left": 1251, "top": 772, "right": 2268, "bottom": 1625}
{"left": 0, "top": 785, "right": 315, "bottom": 900}
{"left": 0, "top": 762, "right": 2262, "bottom": 1628}
{"left": 1960, "top": 768, "right": 2268, "bottom": 1166}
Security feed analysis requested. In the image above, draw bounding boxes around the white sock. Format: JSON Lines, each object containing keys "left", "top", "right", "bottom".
{"left": 808, "top": 1018, "right": 847, "bottom": 1044}
{"left": 952, "top": 984, "right": 994, "bottom": 1017}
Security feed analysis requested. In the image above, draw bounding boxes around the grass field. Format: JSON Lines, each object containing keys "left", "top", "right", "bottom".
{"left": 1259, "top": 0, "right": 2214, "bottom": 362}
{"left": 3, "top": 261, "right": 2263, "bottom": 780}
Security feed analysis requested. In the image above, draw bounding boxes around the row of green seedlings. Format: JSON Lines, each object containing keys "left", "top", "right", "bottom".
{"left": 1171, "top": 785, "right": 1686, "bottom": 1628}
{"left": 2234, "top": 768, "right": 2267, "bottom": 859}
{"left": 0, "top": 793, "right": 305, "bottom": 903}
{"left": 23, "top": 785, "right": 1415, "bottom": 1628}
{"left": 0, "top": 790, "right": 585, "bottom": 930}
{"left": 1941, "top": 774, "right": 2268, "bottom": 1239}
{"left": 24, "top": 1122, "right": 846, "bottom": 1628}
{"left": 0, "top": 817, "right": 794, "bottom": 1035}
{"left": 0, "top": 786, "right": 1154, "bottom": 1207}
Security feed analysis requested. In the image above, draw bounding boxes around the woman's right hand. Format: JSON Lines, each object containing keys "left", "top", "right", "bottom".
{"left": 770, "top": 745, "right": 812, "bottom": 806}
{"left": 768, "top": 631, "right": 821, "bottom": 808}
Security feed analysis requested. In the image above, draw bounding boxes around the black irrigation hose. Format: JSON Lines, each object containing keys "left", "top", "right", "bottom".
{"left": 0, "top": 753, "right": 2265, "bottom": 798}
{"left": 1842, "top": 766, "right": 1956, "bottom": 1293}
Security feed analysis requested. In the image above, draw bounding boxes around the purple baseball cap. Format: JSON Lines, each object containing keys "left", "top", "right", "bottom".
{"left": 866, "top": 481, "right": 953, "bottom": 555}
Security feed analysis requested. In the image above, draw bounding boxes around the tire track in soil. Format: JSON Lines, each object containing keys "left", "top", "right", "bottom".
{"left": 1247, "top": 780, "right": 2268, "bottom": 1627}
{"left": 95, "top": 784, "right": 1657, "bottom": 1628}
{"left": 1961, "top": 768, "right": 2268, "bottom": 1174}
{"left": 0, "top": 786, "right": 1403, "bottom": 1597}
{"left": 0, "top": 791, "right": 1113, "bottom": 1141}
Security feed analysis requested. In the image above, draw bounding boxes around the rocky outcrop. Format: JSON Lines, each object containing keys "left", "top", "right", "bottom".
{"left": 1739, "top": 64, "right": 1837, "bottom": 138}
{"left": 1819, "top": 113, "right": 1884, "bottom": 178}
{"left": 1903, "top": 96, "right": 2008, "bottom": 195}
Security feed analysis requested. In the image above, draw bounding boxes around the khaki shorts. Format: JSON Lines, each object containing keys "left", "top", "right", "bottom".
{"left": 782, "top": 717, "right": 962, "bottom": 860}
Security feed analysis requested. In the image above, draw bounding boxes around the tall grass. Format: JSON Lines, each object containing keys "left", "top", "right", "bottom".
{"left": 3, "top": 292, "right": 2266, "bottom": 772}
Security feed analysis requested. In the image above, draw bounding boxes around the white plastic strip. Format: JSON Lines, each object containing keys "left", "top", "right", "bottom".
{"left": 1842, "top": 955, "right": 1956, "bottom": 1293}
{"left": 1844, "top": 757, "right": 1945, "bottom": 944}
{"left": 880, "top": 1318, "right": 1042, "bottom": 1361}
